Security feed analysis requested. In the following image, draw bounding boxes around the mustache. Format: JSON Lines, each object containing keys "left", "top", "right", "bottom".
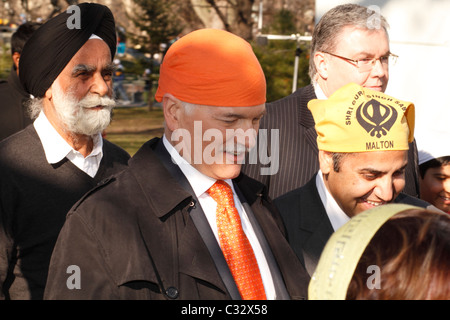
{"left": 78, "top": 94, "right": 116, "bottom": 109}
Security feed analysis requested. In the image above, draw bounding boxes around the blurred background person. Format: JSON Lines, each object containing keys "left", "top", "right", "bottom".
{"left": 418, "top": 130, "right": 450, "bottom": 214}
{"left": 0, "top": 22, "right": 41, "bottom": 141}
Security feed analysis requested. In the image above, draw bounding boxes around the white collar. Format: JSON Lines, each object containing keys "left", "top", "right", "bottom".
{"left": 33, "top": 111, "right": 103, "bottom": 164}
{"left": 312, "top": 82, "right": 328, "bottom": 100}
{"left": 162, "top": 135, "right": 234, "bottom": 197}
{"left": 315, "top": 170, "right": 350, "bottom": 231}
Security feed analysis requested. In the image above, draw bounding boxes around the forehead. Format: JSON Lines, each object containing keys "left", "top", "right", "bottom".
{"left": 196, "top": 103, "right": 266, "bottom": 117}
{"left": 66, "top": 39, "right": 112, "bottom": 69}
{"left": 340, "top": 150, "right": 408, "bottom": 169}
{"left": 428, "top": 164, "right": 450, "bottom": 175}
{"left": 334, "top": 26, "right": 389, "bottom": 53}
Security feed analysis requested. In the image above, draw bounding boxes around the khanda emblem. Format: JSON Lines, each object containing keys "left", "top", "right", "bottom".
{"left": 356, "top": 99, "right": 398, "bottom": 138}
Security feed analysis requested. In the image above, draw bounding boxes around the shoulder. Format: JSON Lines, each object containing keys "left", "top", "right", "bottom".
{"left": 68, "top": 170, "right": 137, "bottom": 227}
{"left": 103, "top": 138, "right": 130, "bottom": 157}
{"left": 102, "top": 138, "right": 131, "bottom": 165}
{"left": 0, "top": 125, "right": 38, "bottom": 154}
{"left": 394, "top": 193, "right": 432, "bottom": 208}
{"left": 273, "top": 186, "right": 307, "bottom": 214}
{"left": 262, "top": 84, "right": 316, "bottom": 129}
{"left": 266, "top": 84, "right": 315, "bottom": 109}
{"left": 274, "top": 176, "right": 316, "bottom": 207}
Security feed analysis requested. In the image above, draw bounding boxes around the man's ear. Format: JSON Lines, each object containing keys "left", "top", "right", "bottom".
{"left": 163, "top": 93, "right": 182, "bottom": 132}
{"left": 319, "top": 150, "right": 333, "bottom": 174}
{"left": 12, "top": 52, "right": 20, "bottom": 72}
{"left": 314, "top": 51, "right": 329, "bottom": 80}
{"left": 44, "top": 85, "right": 53, "bottom": 100}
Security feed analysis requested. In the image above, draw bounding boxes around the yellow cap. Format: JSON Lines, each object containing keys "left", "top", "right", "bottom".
{"left": 308, "top": 83, "right": 415, "bottom": 153}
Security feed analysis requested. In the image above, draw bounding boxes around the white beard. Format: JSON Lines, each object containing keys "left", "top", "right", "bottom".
{"left": 52, "top": 81, "right": 116, "bottom": 136}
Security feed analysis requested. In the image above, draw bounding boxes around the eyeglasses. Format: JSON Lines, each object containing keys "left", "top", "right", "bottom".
{"left": 322, "top": 51, "right": 399, "bottom": 73}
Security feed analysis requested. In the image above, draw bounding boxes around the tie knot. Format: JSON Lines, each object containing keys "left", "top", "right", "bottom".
{"left": 207, "top": 180, "right": 235, "bottom": 207}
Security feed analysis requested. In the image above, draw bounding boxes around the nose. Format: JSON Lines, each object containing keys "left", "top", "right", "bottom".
{"left": 233, "top": 125, "right": 257, "bottom": 151}
{"left": 370, "top": 58, "right": 388, "bottom": 79}
{"left": 373, "top": 176, "right": 396, "bottom": 202}
{"left": 91, "top": 72, "right": 110, "bottom": 97}
{"left": 443, "top": 178, "right": 450, "bottom": 193}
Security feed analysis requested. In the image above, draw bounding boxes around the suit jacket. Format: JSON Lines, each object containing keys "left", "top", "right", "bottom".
{"left": 274, "top": 173, "right": 437, "bottom": 277}
{"left": 242, "top": 84, "right": 421, "bottom": 199}
{"left": 44, "top": 138, "right": 310, "bottom": 300}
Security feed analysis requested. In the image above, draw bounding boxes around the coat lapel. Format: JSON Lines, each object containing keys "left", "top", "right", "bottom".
{"left": 149, "top": 138, "right": 237, "bottom": 297}
{"left": 296, "top": 176, "right": 334, "bottom": 276}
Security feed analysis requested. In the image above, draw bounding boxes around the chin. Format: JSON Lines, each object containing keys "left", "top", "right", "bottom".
{"left": 211, "top": 164, "right": 242, "bottom": 180}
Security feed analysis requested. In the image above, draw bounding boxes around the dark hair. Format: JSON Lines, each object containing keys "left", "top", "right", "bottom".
{"left": 10, "top": 22, "right": 42, "bottom": 55}
{"left": 419, "top": 156, "right": 450, "bottom": 178}
{"left": 346, "top": 209, "right": 450, "bottom": 300}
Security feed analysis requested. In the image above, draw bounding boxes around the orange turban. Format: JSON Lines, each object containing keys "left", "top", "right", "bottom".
{"left": 155, "top": 28, "right": 266, "bottom": 107}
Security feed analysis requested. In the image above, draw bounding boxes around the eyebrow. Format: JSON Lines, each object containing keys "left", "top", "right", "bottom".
{"left": 71, "top": 63, "right": 116, "bottom": 76}
{"left": 356, "top": 51, "right": 391, "bottom": 58}
{"left": 359, "top": 163, "right": 407, "bottom": 174}
{"left": 221, "top": 109, "right": 266, "bottom": 118}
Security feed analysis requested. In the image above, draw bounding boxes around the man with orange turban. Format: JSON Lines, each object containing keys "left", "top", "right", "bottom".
{"left": 274, "top": 83, "right": 440, "bottom": 277}
{"left": 44, "top": 28, "right": 310, "bottom": 300}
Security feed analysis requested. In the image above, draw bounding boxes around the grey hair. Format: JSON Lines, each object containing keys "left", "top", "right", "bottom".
{"left": 26, "top": 97, "right": 44, "bottom": 120}
{"left": 309, "top": 3, "right": 390, "bottom": 81}
{"left": 331, "top": 152, "right": 355, "bottom": 172}
{"left": 180, "top": 100, "right": 197, "bottom": 115}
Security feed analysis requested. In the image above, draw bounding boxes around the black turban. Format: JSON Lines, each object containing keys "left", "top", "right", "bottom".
{"left": 19, "top": 3, "right": 116, "bottom": 98}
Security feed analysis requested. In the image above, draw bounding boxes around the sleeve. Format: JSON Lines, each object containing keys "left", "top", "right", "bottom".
{"left": 0, "top": 203, "right": 13, "bottom": 300}
{"left": 43, "top": 211, "right": 118, "bottom": 300}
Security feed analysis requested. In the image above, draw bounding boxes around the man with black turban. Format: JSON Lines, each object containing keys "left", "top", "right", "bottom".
{"left": 0, "top": 3, "right": 130, "bottom": 300}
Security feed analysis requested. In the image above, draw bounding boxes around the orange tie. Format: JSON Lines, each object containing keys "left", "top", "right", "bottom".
{"left": 207, "top": 180, "right": 267, "bottom": 300}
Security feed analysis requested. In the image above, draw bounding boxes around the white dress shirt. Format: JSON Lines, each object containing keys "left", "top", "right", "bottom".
{"left": 162, "top": 135, "right": 276, "bottom": 299}
{"left": 33, "top": 111, "right": 103, "bottom": 177}
{"left": 315, "top": 170, "right": 350, "bottom": 231}
{"left": 313, "top": 82, "right": 328, "bottom": 99}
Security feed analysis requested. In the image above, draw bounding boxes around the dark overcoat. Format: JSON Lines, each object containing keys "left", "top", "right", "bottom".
{"left": 44, "top": 138, "right": 310, "bottom": 300}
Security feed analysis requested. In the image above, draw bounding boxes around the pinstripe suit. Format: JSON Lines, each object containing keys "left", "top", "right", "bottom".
{"left": 242, "top": 84, "right": 420, "bottom": 200}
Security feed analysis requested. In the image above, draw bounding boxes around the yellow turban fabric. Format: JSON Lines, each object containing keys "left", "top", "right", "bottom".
{"left": 155, "top": 28, "right": 266, "bottom": 107}
{"left": 308, "top": 83, "right": 415, "bottom": 153}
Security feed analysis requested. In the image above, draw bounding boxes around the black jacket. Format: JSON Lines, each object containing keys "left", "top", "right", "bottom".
{"left": 44, "top": 138, "right": 310, "bottom": 300}
{"left": 0, "top": 67, "right": 33, "bottom": 141}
